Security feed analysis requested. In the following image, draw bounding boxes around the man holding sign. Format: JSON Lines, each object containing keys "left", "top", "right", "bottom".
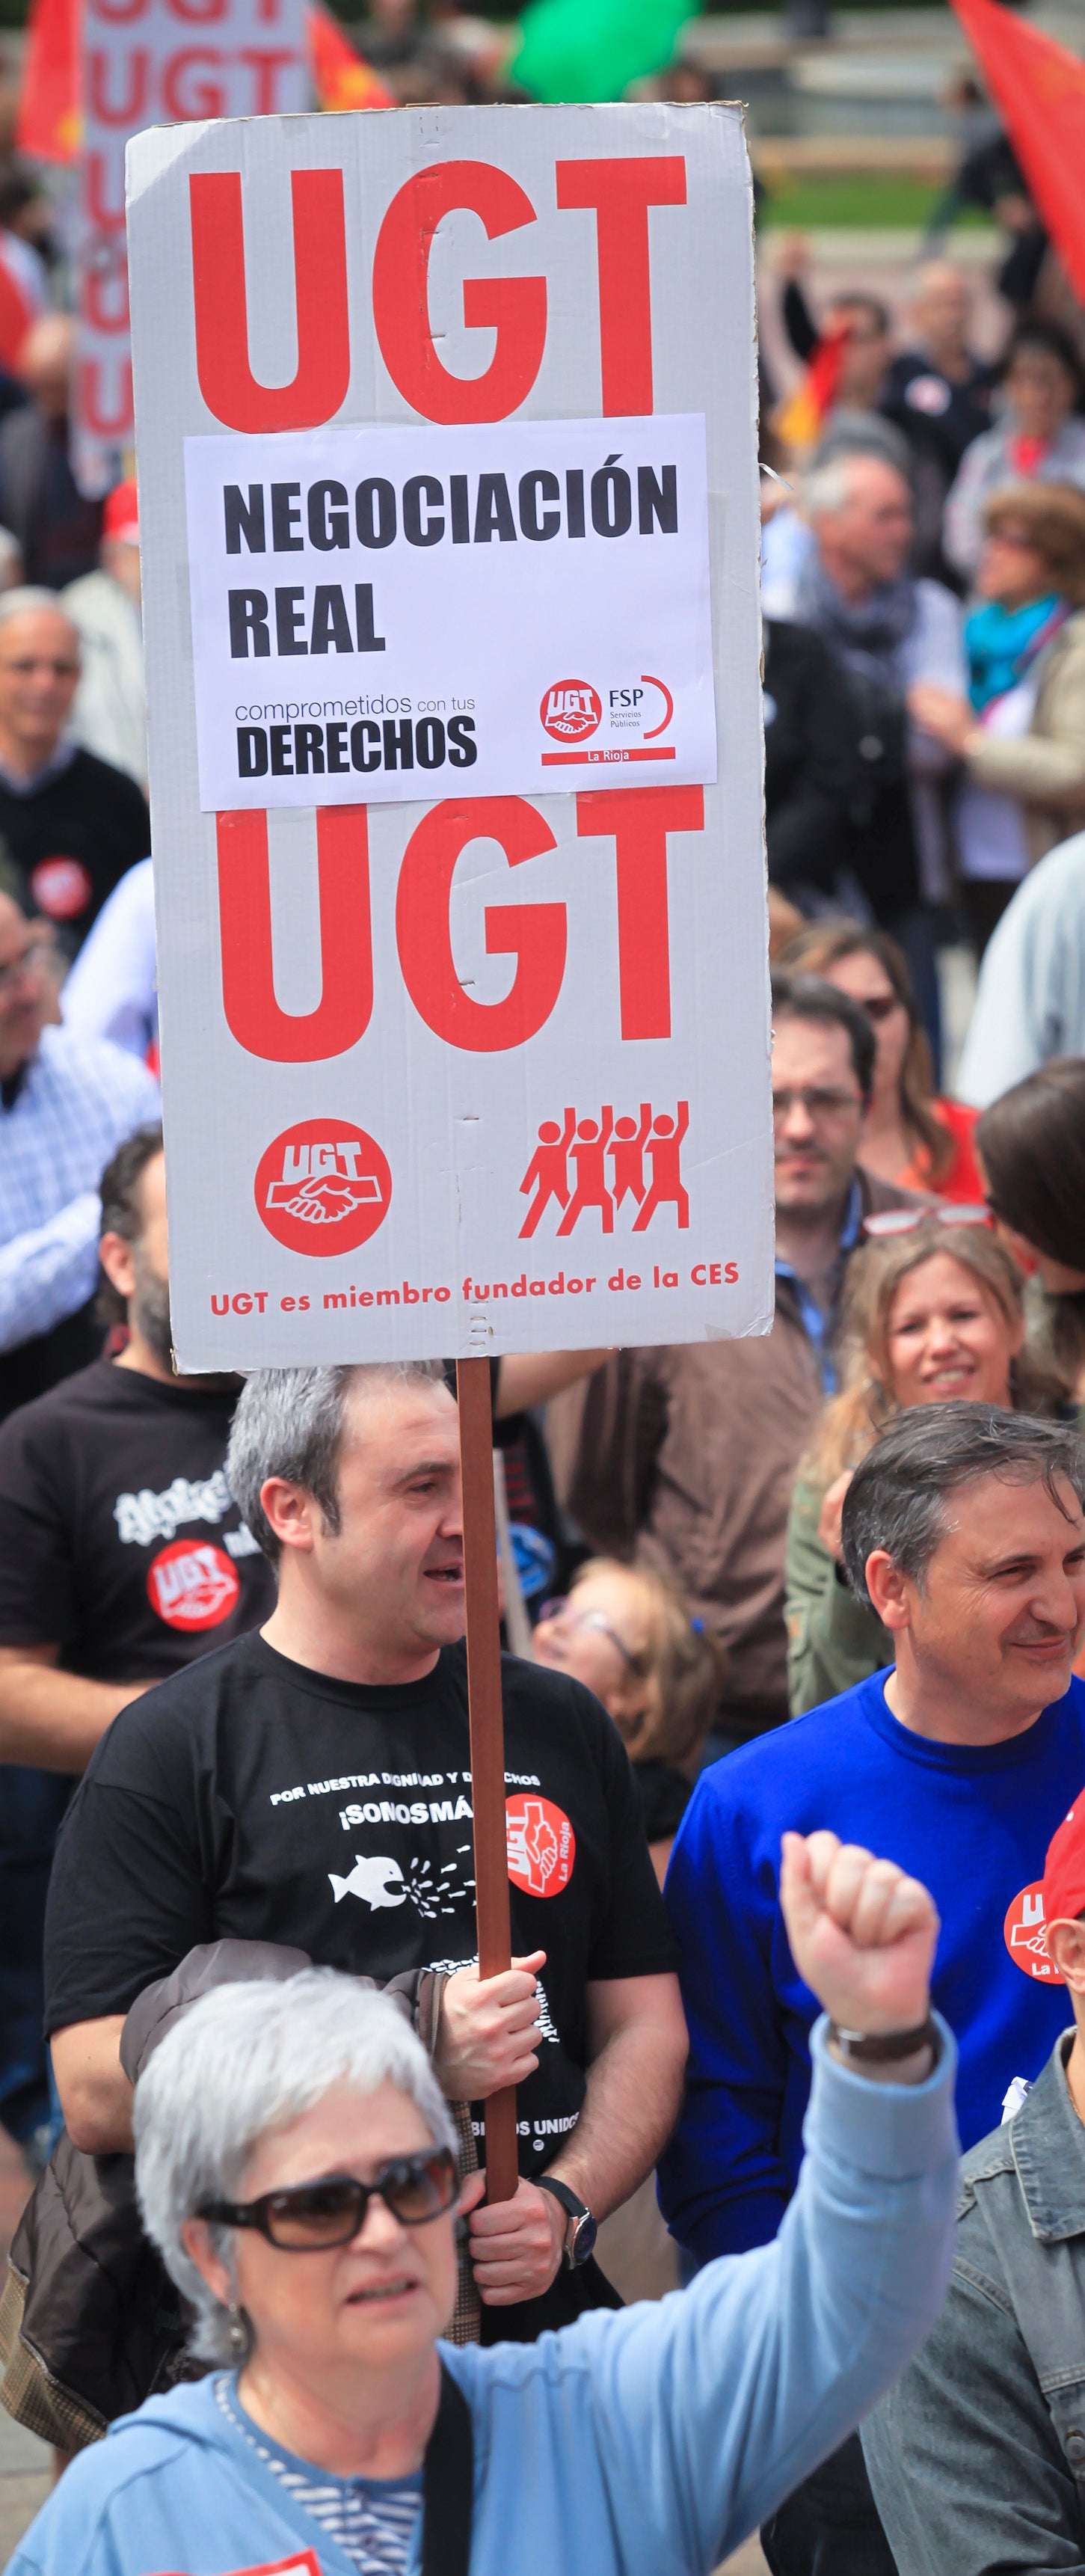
{"left": 43, "top": 1361, "right": 686, "bottom": 2373}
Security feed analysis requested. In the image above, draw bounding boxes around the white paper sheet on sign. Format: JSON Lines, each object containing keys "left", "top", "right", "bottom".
{"left": 184, "top": 413, "right": 716, "bottom": 809}
{"left": 126, "top": 102, "right": 773, "bottom": 1368}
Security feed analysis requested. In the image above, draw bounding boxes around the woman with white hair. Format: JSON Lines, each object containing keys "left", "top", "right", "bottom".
{"left": 9, "top": 1833, "right": 957, "bottom": 2576}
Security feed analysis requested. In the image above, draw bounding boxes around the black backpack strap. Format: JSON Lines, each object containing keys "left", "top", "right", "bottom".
{"left": 422, "top": 2361, "right": 474, "bottom": 2576}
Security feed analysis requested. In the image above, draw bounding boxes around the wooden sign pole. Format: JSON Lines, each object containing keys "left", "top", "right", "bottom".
{"left": 456, "top": 1354, "right": 520, "bottom": 2204}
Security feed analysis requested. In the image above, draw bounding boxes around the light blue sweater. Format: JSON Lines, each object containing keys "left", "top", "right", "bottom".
{"left": 9, "top": 2023, "right": 958, "bottom": 2576}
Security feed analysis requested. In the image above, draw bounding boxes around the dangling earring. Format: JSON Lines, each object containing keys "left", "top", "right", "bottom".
{"left": 227, "top": 2305, "right": 247, "bottom": 2352}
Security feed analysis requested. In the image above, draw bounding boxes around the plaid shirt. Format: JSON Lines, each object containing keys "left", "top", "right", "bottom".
{"left": 0, "top": 1025, "right": 159, "bottom": 1352}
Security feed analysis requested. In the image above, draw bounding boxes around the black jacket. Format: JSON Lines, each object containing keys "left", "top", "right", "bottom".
{"left": 763, "top": 619, "right": 857, "bottom": 900}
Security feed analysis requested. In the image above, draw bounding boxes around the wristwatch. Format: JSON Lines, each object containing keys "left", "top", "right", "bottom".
{"left": 537, "top": 2176, "right": 597, "bottom": 2269}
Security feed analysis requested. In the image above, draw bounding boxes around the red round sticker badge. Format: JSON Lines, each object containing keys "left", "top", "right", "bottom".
{"left": 540, "top": 681, "right": 601, "bottom": 744}
{"left": 147, "top": 1540, "right": 240, "bottom": 1631}
{"left": 30, "top": 857, "right": 92, "bottom": 921}
{"left": 1003, "top": 1879, "right": 1065, "bottom": 1983}
{"left": 505, "top": 1794, "right": 575, "bottom": 1898}
{"left": 255, "top": 1119, "right": 392, "bottom": 1257}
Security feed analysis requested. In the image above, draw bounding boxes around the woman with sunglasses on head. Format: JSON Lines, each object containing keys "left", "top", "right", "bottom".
{"left": 780, "top": 920, "right": 983, "bottom": 1201}
{"left": 7, "top": 1943, "right": 958, "bottom": 2576}
{"left": 785, "top": 1214, "right": 1063, "bottom": 1714}
{"left": 978, "top": 1058, "right": 1085, "bottom": 1404}
{"left": 532, "top": 1563, "right": 725, "bottom": 1884}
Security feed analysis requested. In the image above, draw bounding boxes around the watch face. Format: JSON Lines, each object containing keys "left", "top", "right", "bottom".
{"left": 568, "top": 2209, "right": 597, "bottom": 2268}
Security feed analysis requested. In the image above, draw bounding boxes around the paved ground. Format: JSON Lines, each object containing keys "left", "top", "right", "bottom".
{"left": 723, "top": 2540, "right": 770, "bottom": 2573}
{"left": 0, "top": 2130, "right": 50, "bottom": 2569}
{"left": 0, "top": 2406, "right": 51, "bottom": 2571}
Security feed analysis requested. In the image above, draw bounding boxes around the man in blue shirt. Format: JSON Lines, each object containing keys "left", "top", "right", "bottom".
{"left": 660, "top": 1402, "right": 1085, "bottom": 2576}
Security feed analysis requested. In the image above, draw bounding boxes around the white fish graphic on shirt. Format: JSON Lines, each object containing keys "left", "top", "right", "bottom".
{"left": 328, "top": 1854, "right": 407, "bottom": 1909}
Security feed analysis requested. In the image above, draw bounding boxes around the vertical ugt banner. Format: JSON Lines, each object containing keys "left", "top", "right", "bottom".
{"left": 76, "top": 0, "right": 310, "bottom": 497}
{"left": 126, "top": 103, "right": 773, "bottom": 1367}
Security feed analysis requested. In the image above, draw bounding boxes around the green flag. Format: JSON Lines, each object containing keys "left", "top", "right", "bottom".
{"left": 512, "top": 0, "right": 696, "bottom": 104}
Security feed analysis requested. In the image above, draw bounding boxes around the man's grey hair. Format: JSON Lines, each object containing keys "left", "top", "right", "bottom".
{"left": 840, "top": 1403, "right": 1085, "bottom": 1610}
{"left": 226, "top": 1361, "right": 447, "bottom": 1562}
{"left": 134, "top": 1969, "right": 457, "bottom": 2364}
{"left": 803, "top": 450, "right": 906, "bottom": 523}
{"left": 0, "top": 585, "right": 79, "bottom": 642}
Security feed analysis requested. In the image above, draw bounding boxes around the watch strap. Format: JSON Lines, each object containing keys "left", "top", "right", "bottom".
{"left": 536, "top": 2175, "right": 589, "bottom": 2224}
{"left": 828, "top": 2014, "right": 938, "bottom": 2065}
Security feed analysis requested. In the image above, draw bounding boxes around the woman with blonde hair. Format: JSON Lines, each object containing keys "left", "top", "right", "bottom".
{"left": 533, "top": 1560, "right": 725, "bottom": 1881}
{"left": 786, "top": 1214, "right": 1062, "bottom": 1714}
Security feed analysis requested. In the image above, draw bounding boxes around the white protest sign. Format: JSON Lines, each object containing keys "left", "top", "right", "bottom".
{"left": 185, "top": 413, "right": 716, "bottom": 806}
{"left": 126, "top": 102, "right": 772, "bottom": 1367}
{"left": 75, "top": 0, "right": 310, "bottom": 498}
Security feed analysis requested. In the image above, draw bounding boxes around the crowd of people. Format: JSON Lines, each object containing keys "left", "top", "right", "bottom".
{"left": 4, "top": 55, "right": 1085, "bottom": 2576}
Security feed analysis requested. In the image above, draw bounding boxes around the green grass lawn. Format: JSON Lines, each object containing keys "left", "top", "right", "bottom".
{"left": 757, "top": 174, "right": 997, "bottom": 230}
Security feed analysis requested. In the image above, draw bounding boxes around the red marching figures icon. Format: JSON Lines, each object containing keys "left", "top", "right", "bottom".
{"left": 557, "top": 1107, "right": 615, "bottom": 1236}
{"left": 633, "top": 1102, "right": 690, "bottom": 1231}
{"left": 518, "top": 1108, "right": 577, "bottom": 1238}
{"left": 609, "top": 1104, "right": 653, "bottom": 1210}
{"left": 519, "top": 1103, "right": 689, "bottom": 1239}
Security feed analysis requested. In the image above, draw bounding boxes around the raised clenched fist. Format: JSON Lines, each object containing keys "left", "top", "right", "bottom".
{"left": 780, "top": 1830, "right": 938, "bottom": 2041}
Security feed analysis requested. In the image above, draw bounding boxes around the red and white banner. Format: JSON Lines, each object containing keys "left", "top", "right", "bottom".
{"left": 75, "top": 0, "right": 309, "bottom": 495}
{"left": 127, "top": 103, "right": 772, "bottom": 1365}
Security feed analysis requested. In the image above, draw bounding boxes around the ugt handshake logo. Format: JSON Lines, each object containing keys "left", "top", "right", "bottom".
{"left": 519, "top": 1103, "right": 689, "bottom": 1239}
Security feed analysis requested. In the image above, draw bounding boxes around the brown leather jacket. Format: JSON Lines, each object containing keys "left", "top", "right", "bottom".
{"left": 545, "top": 1168, "right": 924, "bottom": 1737}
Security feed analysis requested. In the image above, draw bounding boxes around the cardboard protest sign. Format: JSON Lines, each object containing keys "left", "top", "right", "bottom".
{"left": 76, "top": 0, "right": 310, "bottom": 497}
{"left": 126, "top": 103, "right": 772, "bottom": 1370}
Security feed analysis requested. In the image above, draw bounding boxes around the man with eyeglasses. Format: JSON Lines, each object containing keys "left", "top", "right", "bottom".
{"left": 0, "top": 590, "right": 149, "bottom": 954}
{"left": 0, "top": 889, "right": 159, "bottom": 1423}
{"left": 546, "top": 974, "right": 926, "bottom": 1754}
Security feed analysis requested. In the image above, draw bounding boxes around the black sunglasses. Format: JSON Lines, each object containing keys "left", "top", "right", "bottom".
{"left": 197, "top": 2146, "right": 458, "bottom": 2249}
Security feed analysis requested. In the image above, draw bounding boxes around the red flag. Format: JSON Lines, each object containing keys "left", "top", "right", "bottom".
{"left": 16, "top": 0, "right": 79, "bottom": 162}
{"left": 307, "top": 5, "right": 395, "bottom": 111}
{"left": 950, "top": 0, "right": 1085, "bottom": 306}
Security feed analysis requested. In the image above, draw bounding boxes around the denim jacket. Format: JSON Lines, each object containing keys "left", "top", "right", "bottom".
{"left": 864, "top": 2031, "right": 1085, "bottom": 2575}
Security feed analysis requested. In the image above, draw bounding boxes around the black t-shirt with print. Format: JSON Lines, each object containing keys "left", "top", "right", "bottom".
{"left": 44, "top": 1633, "right": 677, "bottom": 2180}
{"left": 0, "top": 1359, "right": 275, "bottom": 1676}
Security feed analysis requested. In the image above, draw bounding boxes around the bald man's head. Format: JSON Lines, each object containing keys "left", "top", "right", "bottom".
{"left": 913, "top": 263, "right": 971, "bottom": 364}
{"left": 0, "top": 598, "right": 81, "bottom": 778}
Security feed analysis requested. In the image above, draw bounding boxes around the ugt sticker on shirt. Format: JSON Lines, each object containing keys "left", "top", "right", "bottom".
{"left": 183, "top": 413, "right": 716, "bottom": 809}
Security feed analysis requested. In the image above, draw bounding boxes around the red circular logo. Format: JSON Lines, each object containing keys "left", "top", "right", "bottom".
{"left": 505, "top": 1794, "right": 575, "bottom": 1898}
{"left": 1003, "top": 1879, "right": 1065, "bottom": 1983}
{"left": 540, "top": 680, "right": 601, "bottom": 743}
{"left": 147, "top": 1540, "right": 240, "bottom": 1631}
{"left": 255, "top": 1118, "right": 392, "bottom": 1257}
{"left": 30, "top": 857, "right": 92, "bottom": 921}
